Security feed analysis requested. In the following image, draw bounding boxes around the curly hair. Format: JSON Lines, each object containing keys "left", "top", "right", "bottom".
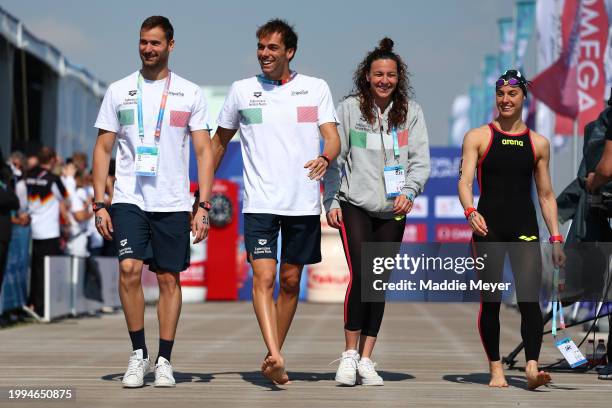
{"left": 348, "top": 37, "right": 412, "bottom": 130}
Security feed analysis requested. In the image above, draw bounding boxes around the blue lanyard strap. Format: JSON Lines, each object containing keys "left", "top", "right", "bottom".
{"left": 137, "top": 71, "right": 172, "bottom": 144}
{"left": 392, "top": 127, "right": 400, "bottom": 158}
{"left": 551, "top": 267, "right": 565, "bottom": 338}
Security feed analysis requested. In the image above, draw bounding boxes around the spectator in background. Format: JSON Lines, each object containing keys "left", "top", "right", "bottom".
{"left": 26, "top": 154, "right": 38, "bottom": 171}
{"left": 61, "top": 159, "right": 77, "bottom": 197}
{"left": 25, "top": 146, "right": 69, "bottom": 316}
{"left": 8, "top": 151, "right": 26, "bottom": 178}
{"left": 7, "top": 151, "right": 29, "bottom": 227}
{"left": 66, "top": 169, "right": 93, "bottom": 257}
{"left": 86, "top": 170, "right": 105, "bottom": 256}
{"left": 0, "top": 148, "right": 20, "bottom": 295}
{"left": 584, "top": 96, "right": 612, "bottom": 381}
{"left": 72, "top": 152, "right": 88, "bottom": 173}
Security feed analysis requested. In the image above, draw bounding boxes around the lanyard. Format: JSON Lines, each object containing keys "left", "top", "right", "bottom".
{"left": 551, "top": 267, "right": 565, "bottom": 338}
{"left": 137, "top": 71, "right": 172, "bottom": 144}
{"left": 391, "top": 127, "right": 400, "bottom": 159}
{"left": 256, "top": 71, "right": 297, "bottom": 86}
{"left": 376, "top": 105, "right": 400, "bottom": 162}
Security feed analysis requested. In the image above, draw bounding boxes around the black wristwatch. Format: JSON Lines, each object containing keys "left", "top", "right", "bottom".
{"left": 198, "top": 201, "right": 212, "bottom": 212}
{"left": 93, "top": 202, "right": 107, "bottom": 212}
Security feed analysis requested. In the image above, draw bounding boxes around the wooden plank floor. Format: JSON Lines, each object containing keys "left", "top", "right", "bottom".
{"left": 0, "top": 302, "right": 611, "bottom": 407}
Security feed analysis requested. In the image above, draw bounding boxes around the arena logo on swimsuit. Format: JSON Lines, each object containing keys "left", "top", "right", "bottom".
{"left": 501, "top": 139, "right": 524, "bottom": 147}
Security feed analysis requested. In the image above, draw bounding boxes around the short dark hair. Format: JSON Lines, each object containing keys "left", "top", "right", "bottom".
{"left": 256, "top": 19, "right": 298, "bottom": 52}
{"left": 141, "top": 16, "right": 174, "bottom": 42}
{"left": 37, "top": 146, "right": 56, "bottom": 165}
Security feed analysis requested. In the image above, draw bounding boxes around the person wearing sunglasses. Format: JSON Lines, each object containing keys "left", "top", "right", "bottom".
{"left": 458, "top": 69, "right": 566, "bottom": 389}
{"left": 323, "top": 38, "right": 430, "bottom": 386}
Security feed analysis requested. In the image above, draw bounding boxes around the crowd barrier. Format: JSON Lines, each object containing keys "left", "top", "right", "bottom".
{"left": 43, "top": 256, "right": 121, "bottom": 322}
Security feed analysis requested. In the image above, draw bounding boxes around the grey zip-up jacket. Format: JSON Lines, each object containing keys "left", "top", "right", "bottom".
{"left": 323, "top": 96, "right": 430, "bottom": 218}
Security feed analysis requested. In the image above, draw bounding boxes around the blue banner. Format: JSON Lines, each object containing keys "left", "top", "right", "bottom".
{"left": 498, "top": 17, "right": 515, "bottom": 72}
{"left": 469, "top": 84, "right": 485, "bottom": 129}
{"left": 514, "top": 0, "right": 536, "bottom": 69}
{"left": 0, "top": 225, "right": 30, "bottom": 313}
{"left": 483, "top": 54, "right": 499, "bottom": 123}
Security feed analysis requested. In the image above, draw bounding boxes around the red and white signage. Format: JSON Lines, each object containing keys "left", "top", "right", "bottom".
{"left": 407, "top": 196, "right": 428, "bottom": 218}
{"left": 435, "top": 224, "right": 473, "bottom": 243}
{"left": 403, "top": 223, "right": 428, "bottom": 243}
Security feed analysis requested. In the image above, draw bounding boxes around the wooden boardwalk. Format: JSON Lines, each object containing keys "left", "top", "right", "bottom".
{"left": 0, "top": 302, "right": 610, "bottom": 407}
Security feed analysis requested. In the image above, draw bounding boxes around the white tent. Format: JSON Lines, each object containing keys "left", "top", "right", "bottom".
{"left": 0, "top": 6, "right": 105, "bottom": 159}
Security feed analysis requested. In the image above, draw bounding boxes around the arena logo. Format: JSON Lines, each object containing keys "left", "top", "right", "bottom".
{"left": 502, "top": 139, "right": 524, "bottom": 146}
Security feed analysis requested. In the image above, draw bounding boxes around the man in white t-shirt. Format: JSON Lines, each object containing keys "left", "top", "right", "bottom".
{"left": 66, "top": 170, "right": 92, "bottom": 257}
{"left": 92, "top": 16, "right": 214, "bottom": 389}
{"left": 212, "top": 19, "right": 340, "bottom": 384}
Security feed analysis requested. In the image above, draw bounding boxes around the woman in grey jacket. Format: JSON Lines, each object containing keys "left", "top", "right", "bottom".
{"left": 323, "top": 38, "right": 430, "bottom": 386}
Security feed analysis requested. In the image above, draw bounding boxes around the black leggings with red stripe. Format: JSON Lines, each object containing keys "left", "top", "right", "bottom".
{"left": 339, "top": 201, "right": 405, "bottom": 337}
{"left": 472, "top": 238, "right": 543, "bottom": 362}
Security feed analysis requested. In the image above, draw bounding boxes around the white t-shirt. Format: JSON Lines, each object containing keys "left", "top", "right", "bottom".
{"left": 217, "top": 73, "right": 337, "bottom": 215}
{"left": 66, "top": 187, "right": 90, "bottom": 257}
{"left": 86, "top": 185, "right": 104, "bottom": 250}
{"left": 95, "top": 71, "right": 210, "bottom": 212}
{"left": 25, "top": 168, "right": 68, "bottom": 240}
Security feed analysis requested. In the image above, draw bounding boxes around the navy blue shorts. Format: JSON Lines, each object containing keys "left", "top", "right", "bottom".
{"left": 110, "top": 203, "right": 190, "bottom": 273}
{"left": 244, "top": 213, "right": 321, "bottom": 265}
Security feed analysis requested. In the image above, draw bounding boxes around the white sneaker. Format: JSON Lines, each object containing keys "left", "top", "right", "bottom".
{"left": 154, "top": 356, "right": 176, "bottom": 388}
{"left": 334, "top": 350, "right": 360, "bottom": 385}
{"left": 357, "top": 357, "right": 384, "bottom": 386}
{"left": 122, "top": 349, "right": 150, "bottom": 388}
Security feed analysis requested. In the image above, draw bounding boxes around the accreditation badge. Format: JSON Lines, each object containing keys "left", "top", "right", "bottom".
{"left": 135, "top": 145, "right": 159, "bottom": 177}
{"left": 383, "top": 165, "right": 405, "bottom": 198}
{"left": 555, "top": 337, "right": 587, "bottom": 368}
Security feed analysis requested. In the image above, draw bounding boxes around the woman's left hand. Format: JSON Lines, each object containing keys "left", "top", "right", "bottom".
{"left": 393, "top": 194, "right": 413, "bottom": 215}
{"left": 552, "top": 243, "right": 566, "bottom": 268}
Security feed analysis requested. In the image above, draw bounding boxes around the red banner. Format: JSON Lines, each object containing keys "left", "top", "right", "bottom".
{"left": 545, "top": 0, "right": 609, "bottom": 135}
{"left": 555, "top": 0, "right": 609, "bottom": 135}
{"left": 531, "top": 0, "right": 581, "bottom": 119}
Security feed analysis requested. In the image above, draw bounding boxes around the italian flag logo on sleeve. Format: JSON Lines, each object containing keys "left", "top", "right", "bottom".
{"left": 297, "top": 106, "right": 318, "bottom": 123}
{"left": 239, "top": 108, "right": 263, "bottom": 125}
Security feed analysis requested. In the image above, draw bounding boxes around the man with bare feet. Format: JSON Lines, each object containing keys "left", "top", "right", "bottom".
{"left": 211, "top": 19, "right": 340, "bottom": 384}
{"left": 458, "top": 69, "right": 565, "bottom": 390}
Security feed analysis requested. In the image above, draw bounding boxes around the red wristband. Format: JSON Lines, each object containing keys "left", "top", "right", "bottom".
{"left": 464, "top": 207, "right": 477, "bottom": 219}
{"left": 549, "top": 235, "right": 564, "bottom": 244}
{"left": 319, "top": 153, "right": 330, "bottom": 165}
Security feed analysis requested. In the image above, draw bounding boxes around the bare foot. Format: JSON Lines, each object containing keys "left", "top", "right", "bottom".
{"left": 526, "top": 370, "right": 551, "bottom": 390}
{"left": 488, "top": 361, "right": 508, "bottom": 388}
{"left": 262, "top": 355, "right": 274, "bottom": 378}
{"left": 262, "top": 355, "right": 289, "bottom": 385}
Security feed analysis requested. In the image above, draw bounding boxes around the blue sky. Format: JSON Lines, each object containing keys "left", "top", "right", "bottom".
{"left": 1, "top": 0, "right": 535, "bottom": 145}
